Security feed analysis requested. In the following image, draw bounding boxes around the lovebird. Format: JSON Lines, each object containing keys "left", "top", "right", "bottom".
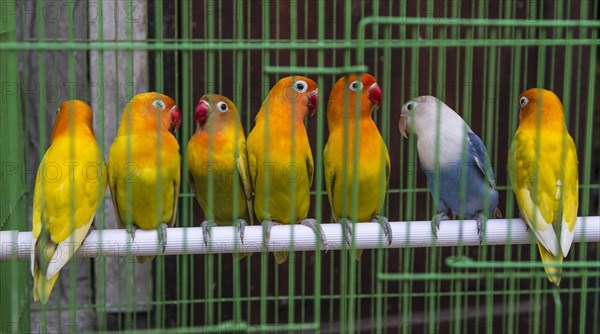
{"left": 247, "top": 76, "right": 326, "bottom": 264}
{"left": 508, "top": 88, "right": 578, "bottom": 286}
{"left": 108, "top": 92, "right": 182, "bottom": 263}
{"left": 31, "top": 100, "right": 107, "bottom": 304}
{"left": 324, "top": 73, "right": 391, "bottom": 260}
{"left": 399, "top": 96, "right": 501, "bottom": 241}
{"left": 187, "top": 94, "right": 254, "bottom": 251}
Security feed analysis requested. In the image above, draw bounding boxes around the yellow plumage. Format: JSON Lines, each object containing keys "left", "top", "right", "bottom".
{"left": 108, "top": 92, "right": 181, "bottom": 263}
{"left": 324, "top": 73, "right": 390, "bottom": 260}
{"left": 247, "top": 76, "right": 319, "bottom": 264}
{"left": 31, "top": 100, "right": 107, "bottom": 304}
{"left": 508, "top": 88, "right": 579, "bottom": 286}
{"left": 188, "top": 95, "right": 253, "bottom": 258}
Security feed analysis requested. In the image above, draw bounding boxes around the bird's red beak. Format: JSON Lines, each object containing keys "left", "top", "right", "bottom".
{"left": 169, "top": 105, "right": 182, "bottom": 131}
{"left": 194, "top": 100, "right": 210, "bottom": 126}
{"left": 307, "top": 89, "right": 318, "bottom": 117}
{"left": 368, "top": 83, "right": 382, "bottom": 107}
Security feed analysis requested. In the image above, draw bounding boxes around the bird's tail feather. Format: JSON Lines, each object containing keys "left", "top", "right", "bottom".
{"left": 136, "top": 255, "right": 155, "bottom": 264}
{"left": 33, "top": 265, "right": 59, "bottom": 304}
{"left": 351, "top": 249, "right": 363, "bottom": 261}
{"left": 274, "top": 251, "right": 288, "bottom": 264}
{"left": 233, "top": 252, "right": 252, "bottom": 261}
{"left": 537, "top": 241, "right": 563, "bottom": 286}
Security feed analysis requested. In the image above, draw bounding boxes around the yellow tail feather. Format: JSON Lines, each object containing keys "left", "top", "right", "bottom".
{"left": 136, "top": 255, "right": 155, "bottom": 264}
{"left": 233, "top": 252, "right": 252, "bottom": 261}
{"left": 274, "top": 251, "right": 288, "bottom": 264}
{"left": 537, "top": 241, "right": 563, "bottom": 286}
{"left": 33, "top": 265, "right": 60, "bottom": 304}
{"left": 352, "top": 248, "right": 364, "bottom": 261}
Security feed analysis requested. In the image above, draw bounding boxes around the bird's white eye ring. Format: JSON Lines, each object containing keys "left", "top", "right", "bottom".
{"left": 293, "top": 80, "right": 308, "bottom": 93}
{"left": 153, "top": 100, "right": 166, "bottom": 109}
{"left": 216, "top": 101, "right": 228, "bottom": 112}
{"left": 406, "top": 102, "right": 416, "bottom": 112}
{"left": 349, "top": 80, "right": 364, "bottom": 92}
{"left": 519, "top": 96, "right": 529, "bottom": 107}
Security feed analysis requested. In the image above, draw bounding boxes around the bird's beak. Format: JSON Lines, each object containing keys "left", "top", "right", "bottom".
{"left": 169, "top": 105, "right": 182, "bottom": 132}
{"left": 398, "top": 112, "right": 409, "bottom": 138}
{"left": 307, "top": 89, "right": 318, "bottom": 117}
{"left": 368, "top": 83, "right": 382, "bottom": 108}
{"left": 194, "top": 100, "right": 211, "bottom": 127}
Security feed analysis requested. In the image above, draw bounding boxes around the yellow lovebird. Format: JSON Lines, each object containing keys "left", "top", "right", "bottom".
{"left": 324, "top": 73, "right": 391, "bottom": 260}
{"left": 187, "top": 94, "right": 254, "bottom": 251}
{"left": 509, "top": 88, "right": 579, "bottom": 286}
{"left": 31, "top": 100, "right": 107, "bottom": 304}
{"left": 108, "top": 92, "right": 182, "bottom": 263}
{"left": 247, "top": 76, "right": 326, "bottom": 264}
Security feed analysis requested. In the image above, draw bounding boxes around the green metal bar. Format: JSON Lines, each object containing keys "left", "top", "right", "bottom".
{"left": 2, "top": 37, "right": 600, "bottom": 51}
{"left": 264, "top": 65, "right": 369, "bottom": 74}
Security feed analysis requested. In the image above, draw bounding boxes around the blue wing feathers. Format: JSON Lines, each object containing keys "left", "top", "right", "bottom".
{"left": 421, "top": 131, "right": 499, "bottom": 218}
{"left": 467, "top": 131, "right": 496, "bottom": 189}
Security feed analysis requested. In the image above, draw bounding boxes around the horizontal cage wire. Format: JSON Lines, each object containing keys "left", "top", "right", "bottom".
{"left": 0, "top": 0, "right": 599, "bottom": 333}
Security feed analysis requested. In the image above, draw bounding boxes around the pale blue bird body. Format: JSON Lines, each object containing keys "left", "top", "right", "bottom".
{"left": 399, "top": 96, "right": 501, "bottom": 238}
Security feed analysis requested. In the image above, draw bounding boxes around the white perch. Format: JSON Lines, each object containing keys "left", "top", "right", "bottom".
{"left": 1, "top": 217, "right": 599, "bottom": 261}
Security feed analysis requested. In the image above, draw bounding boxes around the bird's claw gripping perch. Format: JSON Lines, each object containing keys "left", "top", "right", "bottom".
{"left": 236, "top": 219, "right": 247, "bottom": 244}
{"left": 472, "top": 212, "right": 487, "bottom": 245}
{"left": 372, "top": 215, "right": 392, "bottom": 245}
{"left": 261, "top": 220, "right": 280, "bottom": 246}
{"left": 158, "top": 223, "right": 168, "bottom": 254}
{"left": 339, "top": 217, "right": 353, "bottom": 246}
{"left": 201, "top": 220, "right": 215, "bottom": 247}
{"left": 431, "top": 213, "right": 450, "bottom": 239}
{"left": 300, "top": 218, "right": 329, "bottom": 251}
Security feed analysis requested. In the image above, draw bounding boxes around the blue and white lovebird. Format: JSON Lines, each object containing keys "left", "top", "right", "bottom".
{"left": 399, "top": 96, "right": 501, "bottom": 240}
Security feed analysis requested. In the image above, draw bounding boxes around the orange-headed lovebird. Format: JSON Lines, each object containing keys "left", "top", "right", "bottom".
{"left": 247, "top": 76, "right": 326, "bottom": 264}
{"left": 187, "top": 94, "right": 254, "bottom": 249}
{"left": 509, "top": 88, "right": 579, "bottom": 286}
{"left": 31, "top": 100, "right": 107, "bottom": 303}
{"left": 108, "top": 92, "right": 182, "bottom": 263}
{"left": 324, "top": 73, "right": 391, "bottom": 260}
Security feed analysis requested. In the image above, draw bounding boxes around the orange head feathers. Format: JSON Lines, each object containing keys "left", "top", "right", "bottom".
{"left": 50, "top": 100, "right": 95, "bottom": 142}
{"left": 256, "top": 76, "right": 318, "bottom": 121}
{"left": 119, "top": 92, "right": 181, "bottom": 135}
{"left": 194, "top": 94, "right": 241, "bottom": 134}
{"left": 517, "top": 88, "right": 566, "bottom": 129}
{"left": 327, "top": 73, "right": 381, "bottom": 126}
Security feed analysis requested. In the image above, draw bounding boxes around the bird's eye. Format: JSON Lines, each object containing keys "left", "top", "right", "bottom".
{"left": 519, "top": 96, "right": 529, "bottom": 107}
{"left": 349, "top": 80, "right": 364, "bottom": 92}
{"left": 152, "top": 100, "right": 166, "bottom": 109}
{"left": 293, "top": 80, "right": 308, "bottom": 93}
{"left": 216, "top": 101, "right": 228, "bottom": 112}
{"left": 406, "top": 102, "right": 415, "bottom": 111}
{"left": 56, "top": 107, "right": 60, "bottom": 115}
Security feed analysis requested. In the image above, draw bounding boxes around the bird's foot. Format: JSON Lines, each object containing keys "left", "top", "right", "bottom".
{"left": 158, "top": 223, "right": 168, "bottom": 253}
{"left": 493, "top": 207, "right": 503, "bottom": 219}
{"left": 371, "top": 215, "right": 393, "bottom": 245}
{"left": 431, "top": 213, "right": 450, "bottom": 239}
{"left": 201, "top": 220, "right": 216, "bottom": 247}
{"left": 300, "top": 218, "right": 329, "bottom": 251}
{"left": 261, "top": 220, "right": 280, "bottom": 246}
{"left": 236, "top": 219, "right": 247, "bottom": 244}
{"left": 471, "top": 212, "right": 487, "bottom": 245}
{"left": 129, "top": 225, "right": 138, "bottom": 240}
{"left": 339, "top": 217, "right": 353, "bottom": 246}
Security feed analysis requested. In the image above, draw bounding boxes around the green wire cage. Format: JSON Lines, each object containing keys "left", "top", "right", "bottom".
{"left": 0, "top": 0, "right": 599, "bottom": 332}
